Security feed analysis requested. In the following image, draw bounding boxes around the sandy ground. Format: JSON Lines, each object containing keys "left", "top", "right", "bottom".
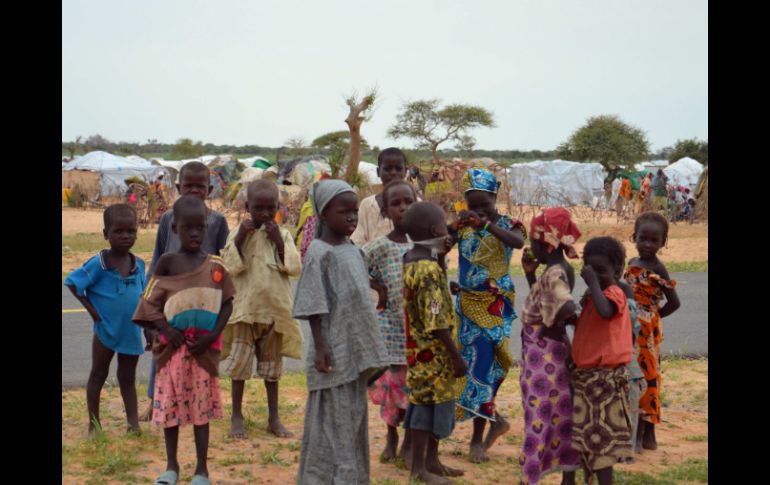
{"left": 61, "top": 359, "right": 707, "bottom": 484}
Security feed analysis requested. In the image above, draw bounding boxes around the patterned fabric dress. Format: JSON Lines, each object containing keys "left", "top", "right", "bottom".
{"left": 625, "top": 298, "right": 647, "bottom": 453}
{"left": 623, "top": 266, "right": 676, "bottom": 425}
{"left": 518, "top": 264, "right": 579, "bottom": 484}
{"left": 362, "top": 237, "right": 412, "bottom": 427}
{"left": 455, "top": 215, "right": 524, "bottom": 421}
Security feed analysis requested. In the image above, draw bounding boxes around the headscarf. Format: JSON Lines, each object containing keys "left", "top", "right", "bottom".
{"left": 461, "top": 168, "right": 500, "bottom": 194}
{"left": 529, "top": 207, "right": 581, "bottom": 259}
{"left": 309, "top": 179, "right": 356, "bottom": 238}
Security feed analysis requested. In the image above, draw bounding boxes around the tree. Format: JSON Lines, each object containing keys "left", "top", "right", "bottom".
{"left": 171, "top": 138, "right": 205, "bottom": 159}
{"left": 312, "top": 131, "right": 369, "bottom": 178}
{"left": 85, "top": 134, "right": 111, "bottom": 152}
{"left": 285, "top": 137, "right": 308, "bottom": 157}
{"left": 343, "top": 88, "right": 377, "bottom": 183}
{"left": 455, "top": 135, "right": 476, "bottom": 158}
{"left": 64, "top": 136, "right": 83, "bottom": 159}
{"left": 388, "top": 99, "right": 495, "bottom": 161}
{"left": 557, "top": 115, "right": 650, "bottom": 172}
{"left": 668, "top": 138, "right": 708, "bottom": 165}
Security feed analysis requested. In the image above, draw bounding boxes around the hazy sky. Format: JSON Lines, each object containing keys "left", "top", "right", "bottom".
{"left": 62, "top": 0, "right": 707, "bottom": 151}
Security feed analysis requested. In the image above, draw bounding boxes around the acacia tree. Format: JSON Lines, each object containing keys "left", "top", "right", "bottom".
{"left": 312, "top": 130, "right": 369, "bottom": 178}
{"left": 667, "top": 138, "right": 708, "bottom": 165}
{"left": 343, "top": 89, "right": 377, "bottom": 183}
{"left": 284, "top": 137, "right": 308, "bottom": 157}
{"left": 171, "top": 138, "right": 205, "bottom": 159}
{"left": 387, "top": 99, "right": 495, "bottom": 161}
{"left": 557, "top": 115, "right": 650, "bottom": 172}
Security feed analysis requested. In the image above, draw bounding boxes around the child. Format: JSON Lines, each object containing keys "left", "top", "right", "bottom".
{"left": 133, "top": 196, "right": 235, "bottom": 485}
{"left": 292, "top": 179, "right": 390, "bottom": 484}
{"left": 140, "top": 161, "right": 230, "bottom": 422}
{"left": 624, "top": 212, "right": 681, "bottom": 451}
{"left": 350, "top": 147, "right": 408, "bottom": 246}
{"left": 449, "top": 168, "right": 526, "bottom": 463}
{"left": 361, "top": 180, "right": 417, "bottom": 463}
{"left": 65, "top": 204, "right": 146, "bottom": 436}
{"left": 571, "top": 236, "right": 634, "bottom": 484}
{"left": 402, "top": 202, "right": 467, "bottom": 485}
{"left": 518, "top": 208, "right": 581, "bottom": 485}
{"left": 220, "top": 180, "right": 304, "bottom": 439}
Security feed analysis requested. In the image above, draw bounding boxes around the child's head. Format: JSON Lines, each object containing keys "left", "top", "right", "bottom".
{"left": 172, "top": 195, "right": 208, "bottom": 252}
{"left": 377, "top": 148, "right": 408, "bottom": 186}
{"left": 583, "top": 236, "right": 625, "bottom": 289}
{"left": 529, "top": 207, "right": 582, "bottom": 262}
{"left": 102, "top": 204, "right": 138, "bottom": 252}
{"left": 381, "top": 180, "right": 418, "bottom": 231}
{"left": 176, "top": 162, "right": 212, "bottom": 200}
{"left": 462, "top": 169, "right": 500, "bottom": 222}
{"left": 311, "top": 179, "right": 359, "bottom": 238}
{"left": 403, "top": 202, "right": 448, "bottom": 242}
{"left": 246, "top": 179, "right": 279, "bottom": 226}
{"left": 632, "top": 211, "right": 668, "bottom": 259}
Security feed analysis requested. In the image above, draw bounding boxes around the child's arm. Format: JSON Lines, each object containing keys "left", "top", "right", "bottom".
{"left": 148, "top": 213, "right": 169, "bottom": 276}
{"left": 216, "top": 215, "right": 230, "bottom": 256}
{"left": 308, "top": 315, "right": 332, "bottom": 373}
{"left": 433, "top": 329, "right": 468, "bottom": 378}
{"left": 65, "top": 284, "right": 100, "bottom": 324}
{"left": 485, "top": 222, "right": 525, "bottom": 249}
{"left": 580, "top": 266, "right": 618, "bottom": 319}
{"left": 654, "top": 262, "right": 681, "bottom": 318}
{"left": 188, "top": 298, "right": 234, "bottom": 355}
{"left": 264, "top": 220, "right": 286, "bottom": 265}
{"left": 522, "top": 250, "right": 539, "bottom": 288}
{"left": 370, "top": 279, "right": 388, "bottom": 311}
{"left": 134, "top": 316, "right": 186, "bottom": 349}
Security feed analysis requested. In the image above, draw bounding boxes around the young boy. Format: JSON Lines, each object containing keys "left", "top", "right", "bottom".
{"left": 402, "top": 202, "right": 467, "bottom": 485}
{"left": 140, "top": 161, "right": 230, "bottom": 421}
{"left": 65, "top": 204, "right": 146, "bottom": 435}
{"left": 220, "top": 179, "right": 304, "bottom": 438}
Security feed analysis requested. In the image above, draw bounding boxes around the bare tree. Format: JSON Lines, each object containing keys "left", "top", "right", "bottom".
{"left": 343, "top": 88, "right": 377, "bottom": 183}
{"left": 285, "top": 137, "right": 308, "bottom": 157}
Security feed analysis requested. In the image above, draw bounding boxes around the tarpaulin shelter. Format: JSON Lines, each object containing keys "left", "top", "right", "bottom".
{"left": 62, "top": 151, "right": 171, "bottom": 197}
{"left": 507, "top": 160, "right": 607, "bottom": 207}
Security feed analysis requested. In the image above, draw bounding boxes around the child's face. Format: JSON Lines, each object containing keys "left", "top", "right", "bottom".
{"left": 176, "top": 170, "right": 211, "bottom": 201}
{"left": 173, "top": 209, "right": 208, "bottom": 252}
{"left": 584, "top": 254, "right": 616, "bottom": 289}
{"left": 103, "top": 215, "right": 138, "bottom": 253}
{"left": 322, "top": 192, "right": 359, "bottom": 237}
{"left": 378, "top": 156, "right": 407, "bottom": 186}
{"left": 465, "top": 190, "right": 497, "bottom": 223}
{"left": 634, "top": 222, "right": 665, "bottom": 259}
{"left": 246, "top": 189, "right": 278, "bottom": 227}
{"left": 385, "top": 185, "right": 416, "bottom": 230}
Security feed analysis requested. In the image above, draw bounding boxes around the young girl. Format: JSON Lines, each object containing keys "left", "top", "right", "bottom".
{"left": 624, "top": 212, "right": 681, "bottom": 451}
{"left": 519, "top": 208, "right": 581, "bottom": 485}
{"left": 292, "top": 179, "right": 390, "bottom": 484}
{"left": 571, "top": 237, "right": 634, "bottom": 484}
{"left": 449, "top": 168, "right": 525, "bottom": 463}
{"left": 362, "top": 180, "right": 417, "bottom": 463}
{"left": 65, "top": 204, "right": 146, "bottom": 436}
{"left": 133, "top": 196, "right": 235, "bottom": 485}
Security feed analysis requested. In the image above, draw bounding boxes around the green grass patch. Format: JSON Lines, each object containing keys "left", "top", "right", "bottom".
{"left": 217, "top": 453, "right": 254, "bottom": 466}
{"left": 62, "top": 231, "right": 157, "bottom": 255}
{"left": 684, "top": 434, "right": 708, "bottom": 442}
{"left": 446, "top": 260, "right": 707, "bottom": 278}
{"left": 658, "top": 458, "right": 708, "bottom": 483}
{"left": 260, "top": 448, "right": 290, "bottom": 467}
{"left": 372, "top": 479, "right": 401, "bottom": 485}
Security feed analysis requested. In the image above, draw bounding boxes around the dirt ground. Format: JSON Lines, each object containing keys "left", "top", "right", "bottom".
{"left": 61, "top": 358, "right": 707, "bottom": 484}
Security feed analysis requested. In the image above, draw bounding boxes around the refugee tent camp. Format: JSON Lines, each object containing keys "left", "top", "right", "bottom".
{"left": 62, "top": 151, "right": 171, "bottom": 198}
{"left": 506, "top": 160, "right": 606, "bottom": 207}
{"left": 663, "top": 157, "right": 704, "bottom": 190}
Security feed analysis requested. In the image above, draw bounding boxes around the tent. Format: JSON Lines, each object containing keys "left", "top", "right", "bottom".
{"left": 663, "top": 157, "right": 704, "bottom": 189}
{"left": 634, "top": 160, "right": 669, "bottom": 172}
{"left": 506, "top": 160, "right": 607, "bottom": 207}
{"left": 239, "top": 156, "right": 274, "bottom": 169}
{"left": 358, "top": 161, "right": 382, "bottom": 186}
{"left": 63, "top": 151, "right": 171, "bottom": 197}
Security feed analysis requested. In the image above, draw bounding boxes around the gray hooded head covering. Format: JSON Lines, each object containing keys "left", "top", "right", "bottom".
{"left": 310, "top": 179, "right": 356, "bottom": 238}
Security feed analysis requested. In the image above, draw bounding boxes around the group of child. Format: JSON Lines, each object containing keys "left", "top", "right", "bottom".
{"left": 66, "top": 150, "right": 681, "bottom": 485}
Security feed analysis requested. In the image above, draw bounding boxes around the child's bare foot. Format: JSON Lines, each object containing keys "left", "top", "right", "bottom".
{"left": 483, "top": 415, "right": 511, "bottom": 451}
{"left": 230, "top": 415, "right": 248, "bottom": 439}
{"left": 469, "top": 443, "right": 490, "bottom": 463}
{"left": 139, "top": 403, "right": 153, "bottom": 422}
{"left": 268, "top": 417, "right": 293, "bottom": 438}
{"left": 413, "top": 470, "right": 453, "bottom": 485}
{"left": 400, "top": 445, "right": 413, "bottom": 470}
{"left": 427, "top": 458, "right": 465, "bottom": 477}
{"left": 381, "top": 426, "right": 399, "bottom": 462}
{"left": 642, "top": 423, "right": 657, "bottom": 450}
{"left": 126, "top": 425, "right": 141, "bottom": 436}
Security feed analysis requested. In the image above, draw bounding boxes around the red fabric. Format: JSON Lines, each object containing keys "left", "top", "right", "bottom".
{"left": 529, "top": 207, "right": 582, "bottom": 258}
{"left": 572, "top": 285, "right": 632, "bottom": 368}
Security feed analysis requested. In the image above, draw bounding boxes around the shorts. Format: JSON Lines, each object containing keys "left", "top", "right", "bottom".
{"left": 223, "top": 321, "right": 283, "bottom": 381}
{"left": 403, "top": 400, "right": 456, "bottom": 440}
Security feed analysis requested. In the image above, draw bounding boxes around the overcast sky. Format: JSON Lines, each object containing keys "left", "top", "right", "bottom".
{"left": 62, "top": 0, "right": 707, "bottom": 151}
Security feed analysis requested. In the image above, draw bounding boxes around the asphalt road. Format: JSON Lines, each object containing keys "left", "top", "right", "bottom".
{"left": 62, "top": 272, "right": 707, "bottom": 387}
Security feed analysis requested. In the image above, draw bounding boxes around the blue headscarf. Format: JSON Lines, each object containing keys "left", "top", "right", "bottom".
{"left": 461, "top": 168, "right": 500, "bottom": 194}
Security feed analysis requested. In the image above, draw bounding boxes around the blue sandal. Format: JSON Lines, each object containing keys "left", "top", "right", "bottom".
{"left": 189, "top": 475, "right": 211, "bottom": 485}
{"left": 154, "top": 470, "right": 178, "bottom": 485}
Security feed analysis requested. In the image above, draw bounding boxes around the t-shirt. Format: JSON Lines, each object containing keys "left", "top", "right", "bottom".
{"left": 572, "top": 285, "right": 632, "bottom": 368}
{"left": 403, "top": 259, "right": 462, "bottom": 405}
{"left": 292, "top": 240, "right": 390, "bottom": 391}
{"left": 653, "top": 175, "right": 668, "bottom": 197}
{"left": 350, "top": 195, "right": 393, "bottom": 247}
{"left": 520, "top": 265, "right": 574, "bottom": 328}
{"left": 65, "top": 251, "right": 146, "bottom": 355}
{"left": 149, "top": 208, "right": 230, "bottom": 275}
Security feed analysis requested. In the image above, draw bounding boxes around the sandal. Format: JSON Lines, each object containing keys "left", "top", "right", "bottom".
{"left": 154, "top": 470, "right": 178, "bottom": 485}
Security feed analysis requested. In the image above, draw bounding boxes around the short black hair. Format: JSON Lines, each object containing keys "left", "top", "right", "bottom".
{"left": 380, "top": 180, "right": 417, "bottom": 218}
{"left": 377, "top": 147, "right": 407, "bottom": 168}
{"left": 583, "top": 236, "right": 626, "bottom": 271}
{"left": 103, "top": 203, "right": 136, "bottom": 230}
{"left": 173, "top": 194, "right": 206, "bottom": 221}
{"left": 633, "top": 211, "right": 669, "bottom": 243}
{"left": 247, "top": 179, "right": 279, "bottom": 200}
{"left": 178, "top": 161, "right": 210, "bottom": 183}
{"left": 403, "top": 202, "right": 445, "bottom": 240}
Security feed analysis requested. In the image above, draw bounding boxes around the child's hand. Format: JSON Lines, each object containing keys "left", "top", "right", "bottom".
{"left": 375, "top": 286, "right": 388, "bottom": 311}
{"left": 314, "top": 344, "right": 333, "bottom": 374}
{"left": 235, "top": 220, "right": 255, "bottom": 248}
{"left": 87, "top": 308, "right": 101, "bottom": 324}
{"left": 538, "top": 322, "right": 566, "bottom": 341}
{"left": 186, "top": 334, "right": 212, "bottom": 356}
{"left": 521, "top": 247, "right": 539, "bottom": 274}
{"left": 580, "top": 265, "right": 599, "bottom": 287}
{"left": 452, "top": 355, "right": 468, "bottom": 378}
{"left": 264, "top": 220, "right": 283, "bottom": 246}
{"left": 450, "top": 281, "right": 460, "bottom": 295}
{"left": 458, "top": 210, "right": 482, "bottom": 229}
{"left": 160, "top": 325, "right": 185, "bottom": 349}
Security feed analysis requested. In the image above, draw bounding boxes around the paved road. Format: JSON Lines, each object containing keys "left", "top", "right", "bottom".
{"left": 62, "top": 272, "right": 707, "bottom": 387}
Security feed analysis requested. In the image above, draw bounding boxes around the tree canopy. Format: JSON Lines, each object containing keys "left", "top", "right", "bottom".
{"left": 557, "top": 115, "right": 650, "bottom": 171}
{"left": 667, "top": 138, "right": 708, "bottom": 165}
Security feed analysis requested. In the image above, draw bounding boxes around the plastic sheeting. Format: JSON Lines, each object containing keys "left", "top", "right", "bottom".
{"left": 663, "top": 157, "right": 703, "bottom": 190}
{"left": 506, "top": 160, "right": 607, "bottom": 207}
{"left": 63, "top": 151, "right": 171, "bottom": 197}
{"left": 357, "top": 161, "right": 382, "bottom": 186}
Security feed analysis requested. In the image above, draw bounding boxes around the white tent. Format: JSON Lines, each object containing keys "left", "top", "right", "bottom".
{"left": 634, "top": 160, "right": 669, "bottom": 172}
{"left": 125, "top": 155, "right": 149, "bottom": 165}
{"left": 663, "top": 157, "right": 703, "bottom": 189}
{"left": 63, "top": 151, "right": 169, "bottom": 197}
{"left": 507, "top": 160, "right": 607, "bottom": 207}
{"left": 358, "top": 161, "right": 382, "bottom": 186}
